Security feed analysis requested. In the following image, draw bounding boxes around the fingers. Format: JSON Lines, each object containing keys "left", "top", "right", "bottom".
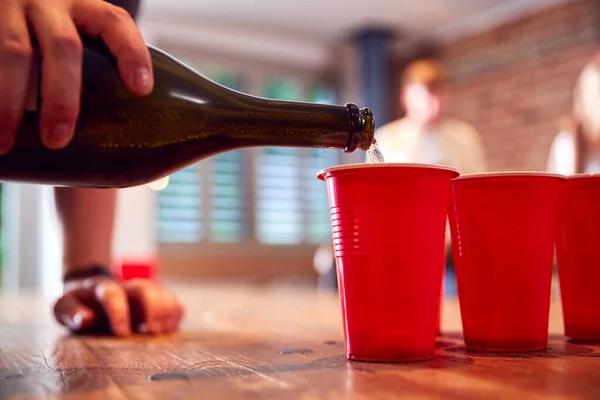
{"left": 72, "top": 0, "right": 153, "bottom": 96}
{"left": 172, "top": 298, "right": 185, "bottom": 332}
{"left": 0, "top": 0, "right": 151, "bottom": 153}
{"left": 125, "top": 280, "right": 162, "bottom": 334}
{"left": 94, "top": 280, "right": 132, "bottom": 337}
{"left": 125, "top": 280, "right": 183, "bottom": 334}
{"left": 55, "top": 277, "right": 183, "bottom": 337}
{"left": 0, "top": 4, "right": 32, "bottom": 154}
{"left": 160, "top": 288, "right": 184, "bottom": 333}
{"left": 53, "top": 292, "right": 96, "bottom": 332}
{"left": 28, "top": 4, "right": 82, "bottom": 149}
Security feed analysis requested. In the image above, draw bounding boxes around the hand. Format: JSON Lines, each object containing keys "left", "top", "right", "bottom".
{"left": 53, "top": 277, "right": 184, "bottom": 336}
{"left": 0, "top": 0, "right": 153, "bottom": 153}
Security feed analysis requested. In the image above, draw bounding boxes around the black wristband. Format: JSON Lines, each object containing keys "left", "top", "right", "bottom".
{"left": 63, "top": 264, "right": 116, "bottom": 282}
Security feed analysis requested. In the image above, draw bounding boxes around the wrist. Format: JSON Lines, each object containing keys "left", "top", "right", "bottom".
{"left": 63, "top": 264, "right": 115, "bottom": 282}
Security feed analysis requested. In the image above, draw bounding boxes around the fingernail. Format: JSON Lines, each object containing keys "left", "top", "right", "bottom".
{"left": 66, "top": 311, "right": 84, "bottom": 331}
{"left": 73, "top": 312, "right": 83, "bottom": 328}
{"left": 134, "top": 67, "right": 151, "bottom": 92}
{"left": 47, "top": 123, "right": 72, "bottom": 147}
{"left": 137, "top": 323, "right": 148, "bottom": 334}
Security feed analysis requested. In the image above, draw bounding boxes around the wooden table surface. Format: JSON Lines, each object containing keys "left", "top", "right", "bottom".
{"left": 0, "top": 282, "right": 599, "bottom": 400}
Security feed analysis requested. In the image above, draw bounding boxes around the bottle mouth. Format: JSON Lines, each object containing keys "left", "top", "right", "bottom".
{"left": 357, "top": 107, "right": 375, "bottom": 151}
{"left": 345, "top": 103, "right": 375, "bottom": 152}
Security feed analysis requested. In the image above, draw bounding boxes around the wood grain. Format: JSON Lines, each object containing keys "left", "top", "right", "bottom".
{"left": 0, "top": 283, "right": 598, "bottom": 400}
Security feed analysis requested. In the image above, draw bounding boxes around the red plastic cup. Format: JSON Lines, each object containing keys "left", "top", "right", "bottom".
{"left": 557, "top": 174, "right": 600, "bottom": 340}
{"left": 438, "top": 274, "right": 444, "bottom": 335}
{"left": 113, "top": 256, "right": 159, "bottom": 281}
{"left": 448, "top": 172, "right": 564, "bottom": 352}
{"left": 318, "top": 163, "right": 459, "bottom": 362}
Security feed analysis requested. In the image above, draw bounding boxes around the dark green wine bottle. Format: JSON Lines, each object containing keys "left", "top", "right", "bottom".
{"left": 6, "top": 36, "right": 375, "bottom": 188}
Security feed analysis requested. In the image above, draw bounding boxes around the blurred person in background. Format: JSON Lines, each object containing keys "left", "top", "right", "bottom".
{"left": 376, "top": 59, "right": 487, "bottom": 175}
{"left": 315, "top": 59, "right": 487, "bottom": 290}
{"left": 547, "top": 54, "right": 600, "bottom": 174}
{"left": 377, "top": 59, "right": 487, "bottom": 253}
{"left": 0, "top": 0, "right": 183, "bottom": 336}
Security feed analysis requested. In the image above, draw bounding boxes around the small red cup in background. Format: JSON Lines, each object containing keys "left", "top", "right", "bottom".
{"left": 449, "top": 172, "right": 564, "bottom": 352}
{"left": 318, "top": 163, "right": 458, "bottom": 362}
{"left": 557, "top": 174, "right": 600, "bottom": 341}
{"left": 113, "top": 256, "right": 160, "bottom": 281}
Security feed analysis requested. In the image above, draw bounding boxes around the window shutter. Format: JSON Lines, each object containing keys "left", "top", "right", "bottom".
{"left": 208, "top": 73, "right": 247, "bottom": 242}
{"left": 155, "top": 56, "right": 203, "bottom": 243}
{"left": 156, "top": 69, "right": 247, "bottom": 244}
{"left": 256, "top": 147, "right": 303, "bottom": 244}
{"left": 305, "top": 83, "right": 340, "bottom": 243}
{"left": 255, "top": 78, "right": 304, "bottom": 244}
{"left": 209, "top": 150, "right": 245, "bottom": 242}
{"left": 157, "top": 165, "right": 202, "bottom": 242}
{"left": 155, "top": 68, "right": 340, "bottom": 246}
{"left": 305, "top": 148, "right": 339, "bottom": 243}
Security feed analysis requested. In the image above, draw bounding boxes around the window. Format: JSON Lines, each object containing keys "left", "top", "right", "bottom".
{"left": 155, "top": 67, "right": 340, "bottom": 245}
{"left": 256, "top": 147, "right": 303, "bottom": 244}
{"left": 206, "top": 72, "right": 247, "bottom": 243}
{"left": 255, "top": 78, "right": 304, "bottom": 244}
{"left": 305, "top": 83, "right": 339, "bottom": 243}
{"left": 305, "top": 148, "right": 338, "bottom": 243}
{"left": 255, "top": 78, "right": 339, "bottom": 244}
{"left": 157, "top": 70, "right": 246, "bottom": 243}
{"left": 157, "top": 165, "right": 201, "bottom": 242}
{"left": 308, "top": 83, "right": 337, "bottom": 105}
{"left": 209, "top": 149, "right": 245, "bottom": 242}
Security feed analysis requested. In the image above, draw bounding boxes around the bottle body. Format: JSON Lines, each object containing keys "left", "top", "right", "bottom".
{"left": 4, "top": 37, "right": 374, "bottom": 188}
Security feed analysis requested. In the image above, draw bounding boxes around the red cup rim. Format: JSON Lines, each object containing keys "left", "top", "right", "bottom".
{"left": 317, "top": 162, "right": 459, "bottom": 181}
{"left": 565, "top": 173, "right": 600, "bottom": 180}
{"left": 452, "top": 171, "right": 565, "bottom": 182}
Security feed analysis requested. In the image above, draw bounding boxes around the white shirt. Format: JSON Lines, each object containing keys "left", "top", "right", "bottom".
{"left": 546, "top": 130, "right": 600, "bottom": 175}
{"left": 374, "top": 117, "right": 487, "bottom": 174}
{"left": 373, "top": 116, "right": 487, "bottom": 247}
{"left": 546, "top": 130, "right": 577, "bottom": 175}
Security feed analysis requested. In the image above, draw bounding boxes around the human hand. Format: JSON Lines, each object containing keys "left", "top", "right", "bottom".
{"left": 53, "top": 277, "right": 184, "bottom": 336}
{"left": 0, "top": 0, "right": 153, "bottom": 153}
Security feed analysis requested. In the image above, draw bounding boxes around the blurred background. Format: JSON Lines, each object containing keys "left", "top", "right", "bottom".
{"left": 0, "top": 0, "right": 598, "bottom": 296}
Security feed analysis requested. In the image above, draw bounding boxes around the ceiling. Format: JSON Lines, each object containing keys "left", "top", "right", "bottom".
{"left": 141, "top": 0, "right": 567, "bottom": 42}
{"left": 138, "top": 0, "right": 569, "bottom": 70}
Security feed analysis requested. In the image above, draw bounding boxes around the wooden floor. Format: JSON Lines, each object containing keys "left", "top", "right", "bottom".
{"left": 0, "top": 282, "right": 599, "bottom": 400}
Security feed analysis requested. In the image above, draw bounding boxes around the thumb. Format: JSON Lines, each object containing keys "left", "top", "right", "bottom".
{"left": 53, "top": 292, "right": 96, "bottom": 333}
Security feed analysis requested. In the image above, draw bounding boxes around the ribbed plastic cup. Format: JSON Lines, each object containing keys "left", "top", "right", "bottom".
{"left": 557, "top": 174, "right": 600, "bottom": 341}
{"left": 448, "top": 172, "right": 564, "bottom": 352}
{"left": 318, "top": 163, "right": 459, "bottom": 362}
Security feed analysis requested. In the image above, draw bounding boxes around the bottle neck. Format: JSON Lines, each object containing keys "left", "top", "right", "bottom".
{"left": 145, "top": 43, "right": 375, "bottom": 154}
{"left": 218, "top": 99, "right": 373, "bottom": 153}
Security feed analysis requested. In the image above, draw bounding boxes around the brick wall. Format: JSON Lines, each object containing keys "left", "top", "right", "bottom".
{"left": 395, "top": 0, "right": 600, "bottom": 171}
